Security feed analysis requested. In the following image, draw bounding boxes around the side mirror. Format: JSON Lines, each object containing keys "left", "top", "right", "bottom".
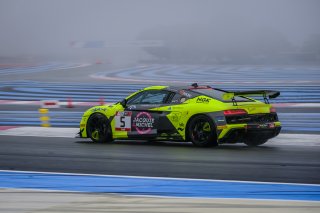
{"left": 120, "top": 99, "right": 127, "bottom": 108}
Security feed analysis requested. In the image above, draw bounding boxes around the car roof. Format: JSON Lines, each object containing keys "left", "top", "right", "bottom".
{"left": 143, "top": 84, "right": 213, "bottom": 92}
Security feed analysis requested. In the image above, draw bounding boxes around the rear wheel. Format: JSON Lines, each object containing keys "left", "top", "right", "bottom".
{"left": 87, "top": 113, "right": 113, "bottom": 143}
{"left": 188, "top": 115, "right": 218, "bottom": 147}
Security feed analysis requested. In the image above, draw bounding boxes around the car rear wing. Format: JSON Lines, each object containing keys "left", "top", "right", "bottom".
{"left": 222, "top": 90, "right": 280, "bottom": 105}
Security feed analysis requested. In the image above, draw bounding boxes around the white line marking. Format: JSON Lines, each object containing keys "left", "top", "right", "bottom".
{"left": 1, "top": 186, "right": 319, "bottom": 203}
{"left": 0, "top": 127, "right": 319, "bottom": 145}
{"left": 1, "top": 169, "right": 319, "bottom": 187}
{"left": 268, "top": 134, "right": 320, "bottom": 146}
{"left": 0, "top": 127, "right": 79, "bottom": 138}
{"left": 0, "top": 100, "right": 113, "bottom": 106}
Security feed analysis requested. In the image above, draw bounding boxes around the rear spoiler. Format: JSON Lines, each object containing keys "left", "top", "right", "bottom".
{"left": 222, "top": 90, "right": 280, "bottom": 105}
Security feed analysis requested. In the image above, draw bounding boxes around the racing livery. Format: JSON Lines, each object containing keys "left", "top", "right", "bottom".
{"left": 79, "top": 83, "right": 281, "bottom": 147}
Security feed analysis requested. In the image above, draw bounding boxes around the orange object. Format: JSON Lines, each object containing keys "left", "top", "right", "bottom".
{"left": 67, "top": 98, "right": 74, "bottom": 108}
{"left": 99, "top": 97, "right": 104, "bottom": 105}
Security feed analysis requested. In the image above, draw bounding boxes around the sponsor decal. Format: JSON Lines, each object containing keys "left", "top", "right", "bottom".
{"left": 170, "top": 112, "right": 181, "bottom": 122}
{"left": 141, "top": 104, "right": 161, "bottom": 108}
{"left": 128, "top": 105, "right": 136, "bottom": 110}
{"left": 247, "top": 123, "right": 275, "bottom": 129}
{"left": 259, "top": 124, "right": 268, "bottom": 128}
{"left": 177, "top": 123, "right": 184, "bottom": 131}
{"left": 215, "top": 116, "right": 226, "bottom": 125}
{"left": 115, "top": 111, "right": 132, "bottom": 131}
{"left": 160, "top": 133, "right": 168, "bottom": 137}
{"left": 91, "top": 107, "right": 107, "bottom": 112}
{"left": 169, "top": 133, "right": 181, "bottom": 137}
{"left": 196, "top": 97, "right": 210, "bottom": 103}
{"left": 132, "top": 112, "right": 155, "bottom": 134}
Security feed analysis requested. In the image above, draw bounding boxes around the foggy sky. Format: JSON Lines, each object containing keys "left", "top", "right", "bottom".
{"left": 0, "top": 0, "right": 319, "bottom": 62}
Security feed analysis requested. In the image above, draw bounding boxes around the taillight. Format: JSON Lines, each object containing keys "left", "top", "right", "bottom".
{"left": 223, "top": 109, "right": 247, "bottom": 116}
{"left": 270, "top": 107, "right": 276, "bottom": 113}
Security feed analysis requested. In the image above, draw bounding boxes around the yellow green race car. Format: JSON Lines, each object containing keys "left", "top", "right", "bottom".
{"left": 79, "top": 83, "right": 281, "bottom": 147}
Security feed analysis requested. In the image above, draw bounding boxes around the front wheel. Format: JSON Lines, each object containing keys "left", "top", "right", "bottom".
{"left": 87, "top": 113, "right": 113, "bottom": 143}
{"left": 188, "top": 115, "right": 218, "bottom": 147}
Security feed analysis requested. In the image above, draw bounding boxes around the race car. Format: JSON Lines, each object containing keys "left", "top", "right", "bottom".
{"left": 78, "top": 83, "right": 281, "bottom": 147}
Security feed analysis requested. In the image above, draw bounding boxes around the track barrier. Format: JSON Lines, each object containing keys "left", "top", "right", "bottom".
{"left": 41, "top": 100, "right": 60, "bottom": 108}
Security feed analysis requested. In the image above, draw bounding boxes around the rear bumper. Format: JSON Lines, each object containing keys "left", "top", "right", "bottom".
{"left": 218, "top": 122, "right": 281, "bottom": 144}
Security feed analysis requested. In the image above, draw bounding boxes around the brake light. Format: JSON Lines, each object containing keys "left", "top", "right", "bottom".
{"left": 223, "top": 109, "right": 247, "bottom": 116}
{"left": 270, "top": 107, "right": 276, "bottom": 113}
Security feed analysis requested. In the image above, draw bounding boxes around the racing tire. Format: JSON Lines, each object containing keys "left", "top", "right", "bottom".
{"left": 188, "top": 115, "right": 218, "bottom": 147}
{"left": 244, "top": 138, "right": 268, "bottom": 147}
{"left": 87, "top": 113, "right": 113, "bottom": 143}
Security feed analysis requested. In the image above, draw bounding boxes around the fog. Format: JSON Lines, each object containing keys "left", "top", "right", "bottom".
{"left": 0, "top": 0, "right": 319, "bottom": 65}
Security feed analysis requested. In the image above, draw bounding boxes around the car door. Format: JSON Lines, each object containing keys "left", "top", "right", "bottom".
{"left": 115, "top": 89, "right": 174, "bottom": 139}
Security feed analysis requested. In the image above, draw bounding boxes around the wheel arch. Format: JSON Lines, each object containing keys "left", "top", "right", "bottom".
{"left": 185, "top": 113, "right": 217, "bottom": 141}
{"left": 86, "top": 112, "right": 105, "bottom": 136}
{"left": 86, "top": 112, "right": 113, "bottom": 142}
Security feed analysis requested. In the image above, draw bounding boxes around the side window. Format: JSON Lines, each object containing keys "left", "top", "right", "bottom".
{"left": 141, "top": 90, "right": 170, "bottom": 104}
{"left": 127, "top": 91, "right": 146, "bottom": 105}
{"left": 171, "top": 93, "right": 188, "bottom": 104}
{"left": 127, "top": 90, "right": 171, "bottom": 105}
{"left": 171, "top": 93, "right": 182, "bottom": 104}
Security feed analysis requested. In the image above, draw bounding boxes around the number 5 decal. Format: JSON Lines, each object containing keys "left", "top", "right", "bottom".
{"left": 115, "top": 111, "right": 132, "bottom": 131}
{"left": 120, "top": 116, "right": 126, "bottom": 127}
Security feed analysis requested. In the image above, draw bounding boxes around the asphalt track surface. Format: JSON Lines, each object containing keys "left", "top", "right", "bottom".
{"left": 1, "top": 135, "right": 319, "bottom": 184}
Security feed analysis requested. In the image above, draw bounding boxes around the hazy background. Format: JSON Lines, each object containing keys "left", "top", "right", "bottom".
{"left": 0, "top": 0, "right": 319, "bottom": 65}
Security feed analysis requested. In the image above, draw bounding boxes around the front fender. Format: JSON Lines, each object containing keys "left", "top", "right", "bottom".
{"left": 79, "top": 104, "right": 121, "bottom": 138}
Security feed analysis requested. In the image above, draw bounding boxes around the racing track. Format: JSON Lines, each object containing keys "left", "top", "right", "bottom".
{"left": 0, "top": 135, "right": 319, "bottom": 184}
{"left": 0, "top": 62, "right": 319, "bottom": 211}
{"left": 0, "top": 63, "right": 320, "bottom": 183}
{"left": 0, "top": 63, "right": 319, "bottom": 183}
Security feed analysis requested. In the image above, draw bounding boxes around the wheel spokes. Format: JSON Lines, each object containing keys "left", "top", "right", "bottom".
{"left": 89, "top": 116, "right": 108, "bottom": 141}
{"left": 203, "top": 122, "right": 211, "bottom": 131}
{"left": 192, "top": 120, "right": 211, "bottom": 142}
{"left": 91, "top": 130, "right": 100, "bottom": 140}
